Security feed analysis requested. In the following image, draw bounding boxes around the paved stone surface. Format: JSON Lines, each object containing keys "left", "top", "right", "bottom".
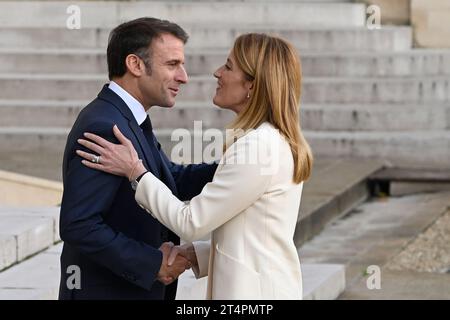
{"left": 0, "top": 246, "right": 60, "bottom": 300}
{"left": 339, "top": 269, "right": 450, "bottom": 300}
{"left": 298, "top": 190, "right": 450, "bottom": 298}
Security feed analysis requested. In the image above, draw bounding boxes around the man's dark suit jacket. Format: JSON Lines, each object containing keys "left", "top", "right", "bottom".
{"left": 58, "top": 85, "right": 217, "bottom": 300}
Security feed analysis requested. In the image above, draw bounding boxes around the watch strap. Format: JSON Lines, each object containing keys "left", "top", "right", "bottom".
{"left": 136, "top": 171, "right": 148, "bottom": 183}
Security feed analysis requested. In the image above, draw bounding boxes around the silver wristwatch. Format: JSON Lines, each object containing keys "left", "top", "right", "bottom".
{"left": 131, "top": 171, "right": 148, "bottom": 191}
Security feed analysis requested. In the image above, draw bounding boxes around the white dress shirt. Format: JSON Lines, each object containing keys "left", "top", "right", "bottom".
{"left": 108, "top": 81, "right": 147, "bottom": 126}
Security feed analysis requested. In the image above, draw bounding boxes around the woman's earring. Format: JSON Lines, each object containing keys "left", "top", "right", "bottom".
{"left": 247, "top": 92, "right": 250, "bottom": 99}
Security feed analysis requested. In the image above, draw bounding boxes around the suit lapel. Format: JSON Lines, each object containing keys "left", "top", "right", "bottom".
{"left": 159, "top": 155, "right": 178, "bottom": 196}
{"left": 97, "top": 84, "right": 160, "bottom": 176}
{"left": 128, "top": 119, "right": 161, "bottom": 176}
{"left": 97, "top": 84, "right": 182, "bottom": 195}
{"left": 151, "top": 136, "right": 179, "bottom": 196}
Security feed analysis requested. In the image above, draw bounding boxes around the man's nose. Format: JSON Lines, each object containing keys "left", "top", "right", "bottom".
{"left": 176, "top": 65, "right": 188, "bottom": 84}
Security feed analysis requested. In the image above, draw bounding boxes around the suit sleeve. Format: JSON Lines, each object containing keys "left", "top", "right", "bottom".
{"left": 159, "top": 149, "right": 218, "bottom": 201}
{"left": 60, "top": 121, "right": 162, "bottom": 291}
{"left": 135, "top": 132, "right": 274, "bottom": 242}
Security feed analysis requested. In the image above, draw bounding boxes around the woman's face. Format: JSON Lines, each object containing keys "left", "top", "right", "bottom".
{"left": 213, "top": 51, "right": 252, "bottom": 114}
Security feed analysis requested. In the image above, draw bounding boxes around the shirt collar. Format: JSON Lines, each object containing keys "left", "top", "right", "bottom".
{"left": 108, "top": 81, "right": 147, "bottom": 126}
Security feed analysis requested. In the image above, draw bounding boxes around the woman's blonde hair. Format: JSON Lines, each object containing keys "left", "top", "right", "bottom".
{"left": 228, "top": 33, "right": 313, "bottom": 183}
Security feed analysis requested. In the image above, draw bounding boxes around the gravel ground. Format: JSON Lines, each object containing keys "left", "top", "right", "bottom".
{"left": 387, "top": 209, "right": 450, "bottom": 273}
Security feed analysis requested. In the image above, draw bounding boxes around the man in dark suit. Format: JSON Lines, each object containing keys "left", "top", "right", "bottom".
{"left": 58, "top": 17, "right": 217, "bottom": 300}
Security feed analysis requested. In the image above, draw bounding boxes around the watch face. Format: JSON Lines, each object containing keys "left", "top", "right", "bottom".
{"left": 131, "top": 180, "right": 138, "bottom": 191}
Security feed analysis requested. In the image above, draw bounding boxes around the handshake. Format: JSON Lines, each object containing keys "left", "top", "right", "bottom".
{"left": 157, "top": 242, "right": 197, "bottom": 285}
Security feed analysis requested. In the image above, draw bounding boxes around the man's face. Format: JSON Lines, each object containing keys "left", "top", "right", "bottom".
{"left": 139, "top": 33, "right": 188, "bottom": 108}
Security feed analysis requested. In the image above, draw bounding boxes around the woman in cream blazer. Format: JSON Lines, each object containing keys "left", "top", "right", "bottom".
{"left": 137, "top": 122, "right": 304, "bottom": 299}
{"left": 77, "top": 33, "right": 313, "bottom": 299}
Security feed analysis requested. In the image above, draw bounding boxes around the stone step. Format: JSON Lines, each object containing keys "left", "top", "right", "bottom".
{"left": 0, "top": 242, "right": 345, "bottom": 300}
{"left": 185, "top": 49, "right": 450, "bottom": 77}
{"left": 305, "top": 130, "right": 450, "bottom": 169}
{"left": 0, "top": 26, "right": 412, "bottom": 52}
{"left": 181, "top": 76, "right": 450, "bottom": 104}
{"left": 0, "top": 170, "right": 62, "bottom": 206}
{"left": 300, "top": 103, "right": 450, "bottom": 131}
{"left": 0, "top": 127, "right": 69, "bottom": 154}
{"left": 0, "top": 207, "right": 60, "bottom": 271}
{"left": 301, "top": 264, "right": 346, "bottom": 300}
{"left": 0, "top": 1, "right": 366, "bottom": 28}
{"left": 0, "top": 150, "right": 63, "bottom": 182}
{"left": 294, "top": 158, "right": 384, "bottom": 246}
{"left": 0, "top": 100, "right": 90, "bottom": 128}
{"left": 4, "top": 48, "right": 448, "bottom": 77}
{"left": 0, "top": 128, "right": 448, "bottom": 168}
{"left": 1, "top": 100, "right": 449, "bottom": 132}
{"left": 368, "top": 167, "right": 450, "bottom": 197}
{"left": 1, "top": 74, "right": 449, "bottom": 104}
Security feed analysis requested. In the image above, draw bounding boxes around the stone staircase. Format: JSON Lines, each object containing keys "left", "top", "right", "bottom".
{"left": 0, "top": 1, "right": 448, "bottom": 179}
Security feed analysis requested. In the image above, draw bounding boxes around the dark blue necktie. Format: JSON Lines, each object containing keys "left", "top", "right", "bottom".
{"left": 140, "top": 115, "right": 163, "bottom": 177}
{"left": 141, "top": 116, "right": 173, "bottom": 244}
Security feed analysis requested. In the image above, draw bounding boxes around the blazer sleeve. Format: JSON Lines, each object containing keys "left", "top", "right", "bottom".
{"left": 135, "top": 132, "right": 274, "bottom": 242}
{"left": 60, "top": 121, "right": 162, "bottom": 291}
{"left": 191, "top": 240, "right": 211, "bottom": 279}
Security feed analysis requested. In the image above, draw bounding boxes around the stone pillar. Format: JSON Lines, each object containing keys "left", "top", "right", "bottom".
{"left": 411, "top": 0, "right": 450, "bottom": 48}
{"left": 356, "top": 0, "right": 410, "bottom": 25}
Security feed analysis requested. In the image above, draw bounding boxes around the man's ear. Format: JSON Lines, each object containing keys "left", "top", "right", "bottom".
{"left": 125, "top": 54, "right": 144, "bottom": 77}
